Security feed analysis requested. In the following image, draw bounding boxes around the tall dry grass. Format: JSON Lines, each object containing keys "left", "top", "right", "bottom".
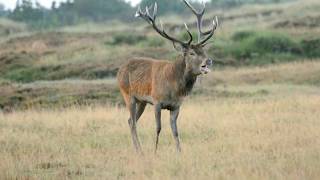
{"left": 0, "top": 86, "right": 319, "bottom": 179}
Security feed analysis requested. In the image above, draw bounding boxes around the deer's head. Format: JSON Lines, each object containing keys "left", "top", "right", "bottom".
{"left": 136, "top": 0, "right": 218, "bottom": 76}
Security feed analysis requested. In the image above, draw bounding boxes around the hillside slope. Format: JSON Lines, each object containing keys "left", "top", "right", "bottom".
{"left": 1, "top": 60, "right": 320, "bottom": 111}
{"left": 0, "top": 0, "right": 319, "bottom": 83}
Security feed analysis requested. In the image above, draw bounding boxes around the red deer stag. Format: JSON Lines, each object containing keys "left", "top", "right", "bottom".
{"left": 117, "top": 0, "right": 218, "bottom": 153}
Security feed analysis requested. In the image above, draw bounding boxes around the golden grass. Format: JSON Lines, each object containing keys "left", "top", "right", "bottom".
{"left": 1, "top": 85, "right": 320, "bottom": 179}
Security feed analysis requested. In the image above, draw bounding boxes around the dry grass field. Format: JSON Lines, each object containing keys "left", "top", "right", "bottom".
{"left": 1, "top": 61, "right": 320, "bottom": 180}
{"left": 1, "top": 0, "right": 320, "bottom": 178}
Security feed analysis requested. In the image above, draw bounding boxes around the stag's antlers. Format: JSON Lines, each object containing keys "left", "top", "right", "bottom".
{"left": 135, "top": 3, "right": 193, "bottom": 48}
{"left": 135, "top": 0, "right": 219, "bottom": 47}
{"left": 183, "top": 0, "right": 218, "bottom": 44}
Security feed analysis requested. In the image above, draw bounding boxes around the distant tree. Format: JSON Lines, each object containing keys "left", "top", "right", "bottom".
{"left": 55, "top": 0, "right": 78, "bottom": 25}
{"left": 211, "top": 0, "right": 243, "bottom": 8}
{"left": 10, "top": 0, "right": 44, "bottom": 22}
{"left": 72, "top": 0, "right": 133, "bottom": 21}
{"left": 51, "top": 1, "right": 57, "bottom": 10}
{"left": 7, "top": 0, "right": 134, "bottom": 29}
{"left": 139, "top": 0, "right": 186, "bottom": 15}
{"left": 211, "top": 0, "right": 292, "bottom": 8}
{"left": 0, "top": 3, "right": 8, "bottom": 16}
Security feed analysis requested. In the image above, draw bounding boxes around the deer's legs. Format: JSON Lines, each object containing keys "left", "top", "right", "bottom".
{"left": 170, "top": 108, "right": 181, "bottom": 152}
{"left": 154, "top": 104, "right": 162, "bottom": 153}
{"left": 128, "top": 98, "right": 142, "bottom": 153}
{"left": 127, "top": 102, "right": 146, "bottom": 127}
{"left": 135, "top": 102, "right": 146, "bottom": 123}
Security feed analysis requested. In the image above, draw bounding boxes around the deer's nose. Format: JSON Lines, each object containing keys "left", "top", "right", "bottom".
{"left": 206, "top": 58, "right": 213, "bottom": 66}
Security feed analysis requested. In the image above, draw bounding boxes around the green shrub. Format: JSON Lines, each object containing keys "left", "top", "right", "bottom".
{"left": 252, "top": 34, "right": 300, "bottom": 53}
{"left": 4, "top": 67, "right": 47, "bottom": 83}
{"left": 110, "top": 33, "right": 146, "bottom": 45}
{"left": 301, "top": 39, "right": 320, "bottom": 58}
{"left": 208, "top": 31, "right": 304, "bottom": 65}
{"left": 230, "top": 32, "right": 302, "bottom": 59}
{"left": 232, "top": 31, "right": 256, "bottom": 41}
{"left": 139, "top": 37, "right": 165, "bottom": 47}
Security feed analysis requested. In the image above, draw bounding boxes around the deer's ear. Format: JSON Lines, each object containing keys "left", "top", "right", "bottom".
{"left": 172, "top": 42, "right": 187, "bottom": 52}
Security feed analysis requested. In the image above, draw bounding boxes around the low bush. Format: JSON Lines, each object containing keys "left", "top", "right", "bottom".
{"left": 233, "top": 32, "right": 301, "bottom": 58}
{"left": 138, "top": 37, "right": 165, "bottom": 47}
{"left": 231, "top": 31, "right": 256, "bottom": 41}
{"left": 301, "top": 39, "right": 320, "bottom": 58}
{"left": 110, "top": 33, "right": 146, "bottom": 45}
{"left": 4, "top": 67, "right": 48, "bottom": 83}
{"left": 210, "top": 31, "right": 303, "bottom": 65}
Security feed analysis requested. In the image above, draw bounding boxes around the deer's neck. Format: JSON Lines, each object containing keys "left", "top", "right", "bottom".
{"left": 174, "top": 55, "right": 197, "bottom": 96}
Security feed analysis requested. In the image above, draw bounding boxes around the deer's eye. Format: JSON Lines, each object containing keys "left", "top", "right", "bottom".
{"left": 190, "top": 52, "right": 196, "bottom": 56}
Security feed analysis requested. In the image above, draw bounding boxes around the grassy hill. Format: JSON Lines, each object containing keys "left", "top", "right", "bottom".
{"left": 0, "top": 0, "right": 320, "bottom": 110}
{"left": 1, "top": 60, "right": 320, "bottom": 111}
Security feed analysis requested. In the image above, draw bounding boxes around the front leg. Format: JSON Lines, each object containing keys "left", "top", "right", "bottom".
{"left": 154, "top": 104, "right": 162, "bottom": 153}
{"left": 170, "top": 108, "right": 181, "bottom": 152}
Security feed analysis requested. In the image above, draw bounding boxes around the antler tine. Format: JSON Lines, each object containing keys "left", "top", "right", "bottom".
{"left": 135, "top": 6, "right": 150, "bottom": 23}
{"left": 153, "top": 2, "right": 157, "bottom": 20}
{"left": 184, "top": 23, "right": 193, "bottom": 45}
{"left": 136, "top": 3, "right": 193, "bottom": 47}
{"left": 135, "top": 6, "right": 142, "bottom": 18}
{"left": 183, "top": 0, "right": 205, "bottom": 16}
{"left": 215, "top": 16, "right": 219, "bottom": 27}
{"left": 197, "top": 16, "right": 219, "bottom": 46}
{"left": 145, "top": 6, "right": 153, "bottom": 22}
{"left": 183, "top": 0, "right": 207, "bottom": 42}
{"left": 159, "top": 19, "right": 164, "bottom": 30}
{"left": 183, "top": 0, "right": 217, "bottom": 43}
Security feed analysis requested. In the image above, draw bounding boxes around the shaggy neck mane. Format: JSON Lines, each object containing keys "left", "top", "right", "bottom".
{"left": 174, "top": 54, "right": 197, "bottom": 96}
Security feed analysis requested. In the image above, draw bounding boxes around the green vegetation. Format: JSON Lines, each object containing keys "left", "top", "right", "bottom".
{"left": 210, "top": 31, "right": 320, "bottom": 65}
{"left": 109, "top": 33, "right": 147, "bottom": 45}
{"left": 301, "top": 39, "right": 320, "bottom": 58}
{"left": 230, "top": 32, "right": 298, "bottom": 60}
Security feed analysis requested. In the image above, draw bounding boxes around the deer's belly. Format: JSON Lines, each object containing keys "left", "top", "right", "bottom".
{"left": 159, "top": 101, "right": 182, "bottom": 111}
{"left": 134, "top": 95, "right": 182, "bottom": 110}
{"left": 135, "top": 95, "right": 154, "bottom": 105}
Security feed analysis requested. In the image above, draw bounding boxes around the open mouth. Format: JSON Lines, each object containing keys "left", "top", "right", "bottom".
{"left": 200, "top": 65, "right": 211, "bottom": 74}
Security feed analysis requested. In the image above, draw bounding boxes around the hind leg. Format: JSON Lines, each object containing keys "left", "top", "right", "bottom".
{"left": 127, "top": 102, "right": 146, "bottom": 127}
{"left": 120, "top": 87, "right": 146, "bottom": 153}
{"left": 127, "top": 97, "right": 144, "bottom": 153}
{"left": 127, "top": 101, "right": 146, "bottom": 152}
{"left": 135, "top": 102, "right": 146, "bottom": 123}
